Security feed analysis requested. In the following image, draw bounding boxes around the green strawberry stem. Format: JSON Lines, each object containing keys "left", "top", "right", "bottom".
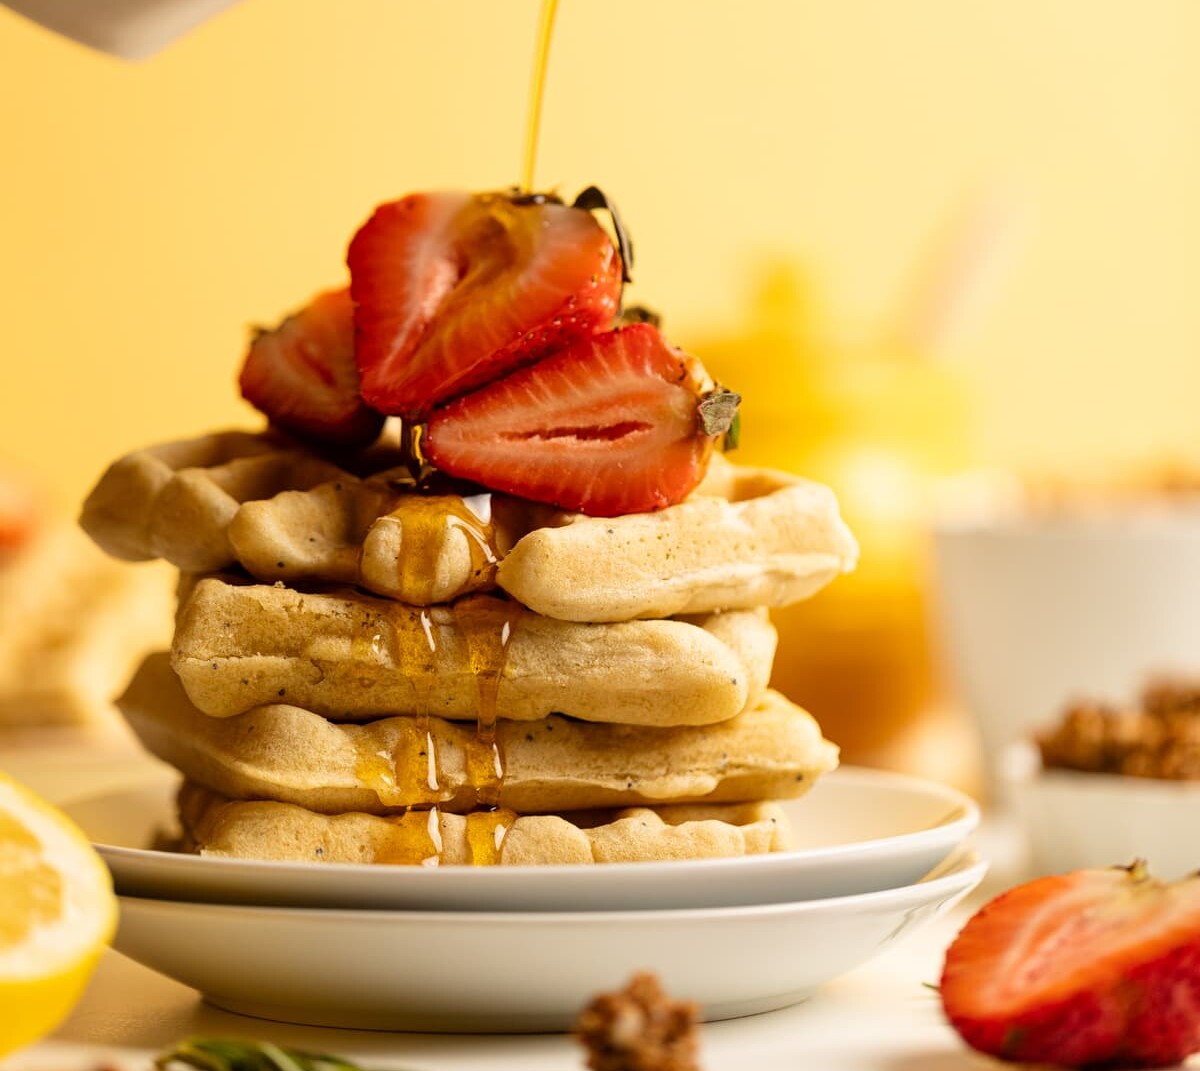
{"left": 155, "top": 1038, "right": 422, "bottom": 1071}
{"left": 619, "top": 305, "right": 662, "bottom": 328}
{"left": 573, "top": 186, "right": 634, "bottom": 284}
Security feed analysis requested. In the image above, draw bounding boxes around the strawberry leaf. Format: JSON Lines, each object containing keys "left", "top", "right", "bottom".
{"left": 723, "top": 410, "right": 742, "bottom": 452}
{"left": 619, "top": 304, "right": 662, "bottom": 329}
{"left": 699, "top": 389, "right": 741, "bottom": 446}
{"left": 573, "top": 186, "right": 634, "bottom": 283}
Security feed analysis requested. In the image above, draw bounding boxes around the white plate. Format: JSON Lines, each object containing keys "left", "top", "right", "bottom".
{"left": 114, "top": 851, "right": 985, "bottom": 1032}
{"left": 69, "top": 766, "right": 978, "bottom": 911}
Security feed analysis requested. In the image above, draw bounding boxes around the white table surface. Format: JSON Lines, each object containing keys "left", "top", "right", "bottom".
{"left": 1, "top": 741, "right": 1008, "bottom": 1071}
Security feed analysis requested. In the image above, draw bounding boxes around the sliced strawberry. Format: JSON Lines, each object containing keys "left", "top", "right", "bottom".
{"left": 348, "top": 191, "right": 621, "bottom": 420}
{"left": 941, "top": 862, "right": 1200, "bottom": 1068}
{"left": 238, "top": 287, "right": 384, "bottom": 449}
{"left": 424, "top": 323, "right": 732, "bottom": 517}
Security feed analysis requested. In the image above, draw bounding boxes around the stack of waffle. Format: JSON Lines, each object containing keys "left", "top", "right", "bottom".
{"left": 80, "top": 428, "right": 857, "bottom": 866}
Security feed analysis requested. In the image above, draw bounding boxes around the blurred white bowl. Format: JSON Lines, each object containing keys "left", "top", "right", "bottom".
{"left": 932, "top": 509, "right": 1200, "bottom": 787}
{"left": 1001, "top": 741, "right": 1200, "bottom": 880}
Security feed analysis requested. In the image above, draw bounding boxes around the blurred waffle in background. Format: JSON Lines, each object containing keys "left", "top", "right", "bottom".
{"left": 0, "top": 462, "right": 173, "bottom": 744}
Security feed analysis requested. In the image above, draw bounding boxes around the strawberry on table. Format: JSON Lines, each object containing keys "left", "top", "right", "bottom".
{"left": 238, "top": 287, "right": 384, "bottom": 449}
{"left": 941, "top": 861, "right": 1200, "bottom": 1068}
{"left": 348, "top": 190, "right": 622, "bottom": 420}
{"left": 424, "top": 322, "right": 738, "bottom": 517}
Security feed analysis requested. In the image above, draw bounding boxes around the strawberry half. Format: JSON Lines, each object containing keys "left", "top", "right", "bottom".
{"left": 941, "top": 862, "right": 1200, "bottom": 1068}
{"left": 348, "top": 190, "right": 621, "bottom": 420}
{"left": 423, "top": 323, "right": 736, "bottom": 517}
{"left": 238, "top": 287, "right": 384, "bottom": 449}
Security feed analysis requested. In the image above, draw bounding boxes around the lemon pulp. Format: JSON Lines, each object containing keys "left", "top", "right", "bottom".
{"left": 0, "top": 772, "right": 117, "bottom": 1056}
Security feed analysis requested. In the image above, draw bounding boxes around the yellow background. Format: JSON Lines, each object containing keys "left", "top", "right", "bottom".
{"left": 2, "top": 0, "right": 1199, "bottom": 508}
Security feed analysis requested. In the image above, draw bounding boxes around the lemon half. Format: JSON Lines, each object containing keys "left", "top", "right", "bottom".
{"left": 0, "top": 771, "right": 117, "bottom": 1056}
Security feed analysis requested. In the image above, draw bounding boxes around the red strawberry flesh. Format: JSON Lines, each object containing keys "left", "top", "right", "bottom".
{"left": 348, "top": 191, "right": 621, "bottom": 420}
{"left": 424, "top": 323, "right": 719, "bottom": 517}
{"left": 941, "top": 863, "right": 1200, "bottom": 1068}
{"left": 238, "top": 287, "right": 383, "bottom": 449}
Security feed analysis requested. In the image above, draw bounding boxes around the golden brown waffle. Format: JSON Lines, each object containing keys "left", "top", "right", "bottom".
{"left": 172, "top": 578, "right": 776, "bottom": 726}
{"left": 79, "top": 431, "right": 346, "bottom": 573}
{"left": 497, "top": 454, "right": 859, "bottom": 621}
{"left": 80, "top": 433, "right": 856, "bottom": 617}
{"left": 120, "top": 655, "right": 838, "bottom": 814}
{"left": 177, "top": 782, "right": 794, "bottom": 865}
{"left": 229, "top": 481, "right": 552, "bottom": 605}
{"left": 79, "top": 430, "right": 557, "bottom": 604}
{"left": 0, "top": 524, "right": 173, "bottom": 728}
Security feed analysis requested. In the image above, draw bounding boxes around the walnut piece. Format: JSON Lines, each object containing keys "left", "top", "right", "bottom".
{"left": 574, "top": 972, "right": 702, "bottom": 1071}
{"left": 1037, "top": 682, "right": 1200, "bottom": 781}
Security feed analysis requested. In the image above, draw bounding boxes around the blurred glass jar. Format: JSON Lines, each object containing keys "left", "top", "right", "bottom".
{"left": 698, "top": 264, "right": 978, "bottom": 777}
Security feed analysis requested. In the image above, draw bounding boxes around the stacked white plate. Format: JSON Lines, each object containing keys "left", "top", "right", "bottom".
{"left": 67, "top": 767, "right": 984, "bottom": 1032}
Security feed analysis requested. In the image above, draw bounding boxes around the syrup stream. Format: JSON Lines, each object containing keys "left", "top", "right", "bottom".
{"left": 520, "top": 0, "right": 560, "bottom": 192}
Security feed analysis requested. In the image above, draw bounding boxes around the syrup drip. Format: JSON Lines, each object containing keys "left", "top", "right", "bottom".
{"left": 348, "top": 623, "right": 385, "bottom": 663}
{"left": 361, "top": 422, "right": 501, "bottom": 607}
{"left": 352, "top": 600, "right": 444, "bottom": 861}
{"left": 349, "top": 594, "right": 523, "bottom": 864}
{"left": 520, "top": 0, "right": 560, "bottom": 192}
{"left": 425, "top": 806, "right": 444, "bottom": 863}
{"left": 464, "top": 809, "right": 513, "bottom": 866}
{"left": 379, "top": 493, "right": 500, "bottom": 606}
{"left": 352, "top": 717, "right": 442, "bottom": 810}
{"left": 457, "top": 595, "right": 522, "bottom": 810}
{"left": 363, "top": 808, "right": 517, "bottom": 867}
{"left": 398, "top": 420, "right": 433, "bottom": 484}
{"left": 362, "top": 807, "right": 442, "bottom": 867}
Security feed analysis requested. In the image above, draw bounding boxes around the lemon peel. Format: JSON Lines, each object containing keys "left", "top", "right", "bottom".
{"left": 0, "top": 771, "right": 117, "bottom": 1056}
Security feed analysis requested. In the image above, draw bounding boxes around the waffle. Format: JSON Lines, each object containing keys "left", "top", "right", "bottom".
{"left": 172, "top": 578, "right": 776, "bottom": 726}
{"left": 0, "top": 524, "right": 173, "bottom": 728}
{"left": 177, "top": 782, "right": 794, "bottom": 865}
{"left": 84, "top": 422, "right": 854, "bottom": 862}
{"left": 80, "top": 432, "right": 856, "bottom": 618}
{"left": 229, "top": 479, "right": 552, "bottom": 605}
{"left": 497, "top": 454, "right": 859, "bottom": 621}
{"left": 79, "top": 431, "right": 348, "bottom": 573}
{"left": 120, "top": 655, "right": 837, "bottom": 814}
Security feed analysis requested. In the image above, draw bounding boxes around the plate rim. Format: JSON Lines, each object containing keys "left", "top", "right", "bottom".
{"left": 81, "top": 764, "right": 978, "bottom": 882}
{"left": 115, "top": 851, "right": 986, "bottom": 923}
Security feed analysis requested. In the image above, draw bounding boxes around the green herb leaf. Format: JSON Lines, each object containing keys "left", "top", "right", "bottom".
{"left": 723, "top": 410, "right": 742, "bottom": 452}
{"left": 154, "top": 1038, "right": 419, "bottom": 1071}
{"left": 573, "top": 186, "right": 634, "bottom": 283}
{"left": 698, "top": 389, "right": 742, "bottom": 449}
{"left": 618, "top": 304, "right": 662, "bottom": 329}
